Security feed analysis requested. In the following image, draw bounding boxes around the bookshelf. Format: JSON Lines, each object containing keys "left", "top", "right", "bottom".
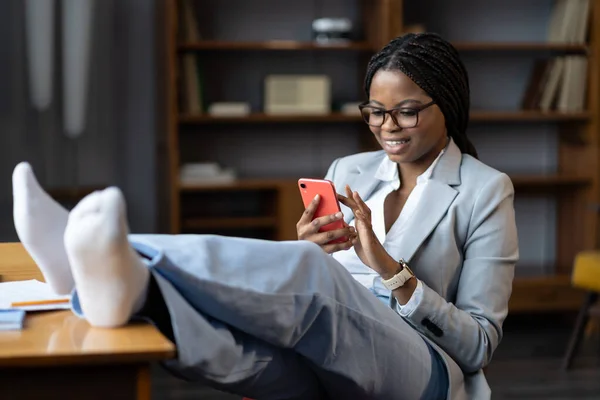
{"left": 451, "top": 42, "right": 588, "bottom": 53}
{"left": 178, "top": 111, "right": 591, "bottom": 125}
{"left": 178, "top": 40, "right": 374, "bottom": 51}
{"left": 178, "top": 40, "right": 590, "bottom": 53}
{"left": 47, "top": 186, "right": 105, "bottom": 209}
{"left": 179, "top": 112, "right": 363, "bottom": 124}
{"left": 162, "top": 0, "right": 600, "bottom": 313}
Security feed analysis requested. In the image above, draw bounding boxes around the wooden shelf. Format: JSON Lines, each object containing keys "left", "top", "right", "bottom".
{"left": 470, "top": 110, "right": 590, "bottom": 122}
{"left": 178, "top": 41, "right": 588, "bottom": 53}
{"left": 179, "top": 113, "right": 361, "bottom": 124}
{"left": 180, "top": 178, "right": 294, "bottom": 192}
{"left": 178, "top": 40, "right": 373, "bottom": 51}
{"left": 183, "top": 216, "right": 277, "bottom": 230}
{"left": 452, "top": 41, "right": 588, "bottom": 53}
{"left": 510, "top": 175, "right": 591, "bottom": 188}
{"left": 179, "top": 176, "right": 589, "bottom": 193}
{"left": 179, "top": 111, "right": 589, "bottom": 124}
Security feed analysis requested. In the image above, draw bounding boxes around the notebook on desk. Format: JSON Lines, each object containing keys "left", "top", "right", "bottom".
{"left": 0, "top": 309, "right": 25, "bottom": 331}
{"left": 0, "top": 280, "right": 71, "bottom": 312}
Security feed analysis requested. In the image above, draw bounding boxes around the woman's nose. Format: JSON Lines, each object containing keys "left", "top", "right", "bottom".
{"left": 381, "top": 114, "right": 400, "bottom": 132}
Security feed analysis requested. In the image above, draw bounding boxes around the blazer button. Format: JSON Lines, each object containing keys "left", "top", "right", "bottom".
{"left": 421, "top": 318, "right": 444, "bottom": 337}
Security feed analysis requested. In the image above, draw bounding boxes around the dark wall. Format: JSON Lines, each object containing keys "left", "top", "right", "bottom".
{"left": 0, "top": 0, "right": 160, "bottom": 239}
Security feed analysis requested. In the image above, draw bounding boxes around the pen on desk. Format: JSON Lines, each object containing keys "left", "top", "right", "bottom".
{"left": 11, "top": 298, "right": 70, "bottom": 307}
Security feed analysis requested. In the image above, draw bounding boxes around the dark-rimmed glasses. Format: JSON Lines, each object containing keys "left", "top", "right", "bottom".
{"left": 358, "top": 100, "right": 435, "bottom": 128}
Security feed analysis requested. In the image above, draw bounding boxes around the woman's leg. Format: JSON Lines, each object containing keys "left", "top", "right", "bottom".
{"left": 131, "top": 235, "right": 443, "bottom": 400}
{"left": 65, "top": 188, "right": 447, "bottom": 400}
{"left": 65, "top": 189, "right": 325, "bottom": 399}
{"left": 12, "top": 162, "right": 74, "bottom": 294}
{"left": 146, "top": 274, "right": 327, "bottom": 399}
{"left": 11, "top": 164, "right": 328, "bottom": 399}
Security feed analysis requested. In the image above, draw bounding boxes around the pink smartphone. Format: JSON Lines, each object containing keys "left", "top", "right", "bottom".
{"left": 298, "top": 178, "right": 348, "bottom": 244}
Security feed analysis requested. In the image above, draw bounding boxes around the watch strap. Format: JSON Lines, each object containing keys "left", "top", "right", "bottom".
{"left": 381, "top": 260, "right": 415, "bottom": 291}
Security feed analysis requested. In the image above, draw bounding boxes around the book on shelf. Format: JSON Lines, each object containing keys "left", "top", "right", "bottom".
{"left": 180, "top": 162, "right": 237, "bottom": 185}
{"left": 208, "top": 102, "right": 251, "bottom": 117}
{"left": 547, "top": 0, "right": 590, "bottom": 44}
{"left": 521, "top": 59, "right": 553, "bottom": 110}
{"left": 178, "top": 0, "right": 203, "bottom": 114}
{"left": 522, "top": 56, "right": 587, "bottom": 112}
{"left": 180, "top": 55, "right": 203, "bottom": 114}
{"left": 179, "top": 0, "right": 201, "bottom": 43}
{"left": 538, "top": 58, "right": 565, "bottom": 111}
{"left": 521, "top": 0, "right": 590, "bottom": 111}
{"left": 556, "top": 56, "right": 588, "bottom": 112}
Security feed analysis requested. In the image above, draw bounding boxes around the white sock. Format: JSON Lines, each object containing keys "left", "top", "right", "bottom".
{"left": 12, "top": 162, "right": 74, "bottom": 295}
{"left": 64, "top": 187, "right": 149, "bottom": 328}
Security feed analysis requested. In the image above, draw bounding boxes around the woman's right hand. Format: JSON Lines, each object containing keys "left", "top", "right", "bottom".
{"left": 296, "top": 194, "right": 356, "bottom": 254}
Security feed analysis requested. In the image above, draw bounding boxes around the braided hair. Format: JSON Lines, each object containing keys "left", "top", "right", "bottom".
{"left": 364, "top": 32, "right": 478, "bottom": 158}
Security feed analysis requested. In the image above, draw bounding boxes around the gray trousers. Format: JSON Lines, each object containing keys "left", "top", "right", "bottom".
{"left": 72, "top": 234, "right": 448, "bottom": 399}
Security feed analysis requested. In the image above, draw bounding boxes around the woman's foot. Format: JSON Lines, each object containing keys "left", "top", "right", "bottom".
{"left": 12, "top": 162, "right": 74, "bottom": 294}
{"left": 64, "top": 187, "right": 149, "bottom": 328}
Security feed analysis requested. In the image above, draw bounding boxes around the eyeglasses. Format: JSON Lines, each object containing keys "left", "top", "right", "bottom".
{"left": 358, "top": 100, "right": 435, "bottom": 128}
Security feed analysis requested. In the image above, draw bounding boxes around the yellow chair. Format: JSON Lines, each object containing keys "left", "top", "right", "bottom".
{"left": 562, "top": 250, "right": 600, "bottom": 369}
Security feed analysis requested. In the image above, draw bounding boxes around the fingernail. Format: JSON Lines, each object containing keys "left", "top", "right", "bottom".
{"left": 314, "top": 194, "right": 319, "bottom": 200}
{"left": 335, "top": 212, "right": 343, "bottom": 219}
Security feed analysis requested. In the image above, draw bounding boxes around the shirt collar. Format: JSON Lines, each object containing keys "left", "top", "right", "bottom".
{"left": 374, "top": 137, "right": 449, "bottom": 186}
{"left": 374, "top": 155, "right": 399, "bottom": 183}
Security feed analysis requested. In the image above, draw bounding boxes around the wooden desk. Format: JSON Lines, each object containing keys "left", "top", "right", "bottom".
{"left": 0, "top": 243, "right": 176, "bottom": 399}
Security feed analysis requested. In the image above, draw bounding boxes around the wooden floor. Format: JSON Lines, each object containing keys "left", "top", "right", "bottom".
{"left": 485, "top": 313, "right": 600, "bottom": 400}
{"left": 151, "top": 313, "right": 600, "bottom": 399}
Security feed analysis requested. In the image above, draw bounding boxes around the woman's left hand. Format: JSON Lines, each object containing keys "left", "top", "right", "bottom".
{"left": 337, "top": 185, "right": 398, "bottom": 277}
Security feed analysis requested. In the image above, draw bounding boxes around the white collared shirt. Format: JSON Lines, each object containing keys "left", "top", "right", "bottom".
{"left": 332, "top": 146, "right": 446, "bottom": 317}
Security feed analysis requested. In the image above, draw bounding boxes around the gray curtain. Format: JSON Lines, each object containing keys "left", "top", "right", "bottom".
{"left": 0, "top": 0, "right": 161, "bottom": 240}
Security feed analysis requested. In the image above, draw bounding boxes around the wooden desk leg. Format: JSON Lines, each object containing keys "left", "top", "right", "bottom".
{"left": 0, "top": 363, "right": 152, "bottom": 400}
{"left": 137, "top": 364, "right": 152, "bottom": 400}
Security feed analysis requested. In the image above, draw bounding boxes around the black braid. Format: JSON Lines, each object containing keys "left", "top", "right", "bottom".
{"left": 364, "top": 33, "right": 478, "bottom": 159}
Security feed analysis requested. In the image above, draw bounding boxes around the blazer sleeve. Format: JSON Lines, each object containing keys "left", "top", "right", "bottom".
{"left": 403, "top": 173, "right": 518, "bottom": 373}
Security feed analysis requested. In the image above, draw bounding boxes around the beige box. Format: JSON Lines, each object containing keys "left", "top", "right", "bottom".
{"left": 264, "top": 75, "right": 331, "bottom": 115}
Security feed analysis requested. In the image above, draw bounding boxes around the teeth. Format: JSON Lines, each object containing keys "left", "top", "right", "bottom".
{"left": 386, "top": 139, "right": 409, "bottom": 145}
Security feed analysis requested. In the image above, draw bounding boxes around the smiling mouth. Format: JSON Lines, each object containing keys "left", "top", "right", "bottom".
{"left": 384, "top": 138, "right": 410, "bottom": 145}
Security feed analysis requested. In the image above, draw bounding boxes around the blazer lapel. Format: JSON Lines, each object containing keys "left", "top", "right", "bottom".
{"left": 390, "top": 138, "right": 463, "bottom": 263}
{"left": 339, "top": 138, "right": 463, "bottom": 259}
{"left": 340, "top": 152, "right": 384, "bottom": 224}
{"left": 395, "top": 180, "right": 458, "bottom": 263}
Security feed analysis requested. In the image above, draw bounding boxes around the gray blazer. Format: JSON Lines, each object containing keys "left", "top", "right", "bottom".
{"left": 324, "top": 138, "right": 519, "bottom": 400}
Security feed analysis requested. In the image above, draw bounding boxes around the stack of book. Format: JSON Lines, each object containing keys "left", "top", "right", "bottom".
{"left": 0, "top": 309, "right": 25, "bottom": 331}
{"left": 521, "top": 0, "right": 590, "bottom": 112}
{"left": 180, "top": 162, "right": 237, "bottom": 185}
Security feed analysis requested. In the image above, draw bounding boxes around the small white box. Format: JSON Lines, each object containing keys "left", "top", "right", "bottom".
{"left": 208, "top": 102, "right": 250, "bottom": 117}
{"left": 264, "top": 75, "right": 331, "bottom": 115}
{"left": 341, "top": 102, "right": 362, "bottom": 116}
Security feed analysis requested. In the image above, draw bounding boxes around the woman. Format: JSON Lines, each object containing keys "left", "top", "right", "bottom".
{"left": 13, "top": 33, "right": 517, "bottom": 400}
{"left": 297, "top": 32, "right": 518, "bottom": 398}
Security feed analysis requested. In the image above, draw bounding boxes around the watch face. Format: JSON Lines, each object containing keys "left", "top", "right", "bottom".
{"left": 398, "top": 258, "right": 415, "bottom": 276}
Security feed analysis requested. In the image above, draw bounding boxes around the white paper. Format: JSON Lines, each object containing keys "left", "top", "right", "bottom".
{"left": 0, "top": 280, "right": 71, "bottom": 311}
